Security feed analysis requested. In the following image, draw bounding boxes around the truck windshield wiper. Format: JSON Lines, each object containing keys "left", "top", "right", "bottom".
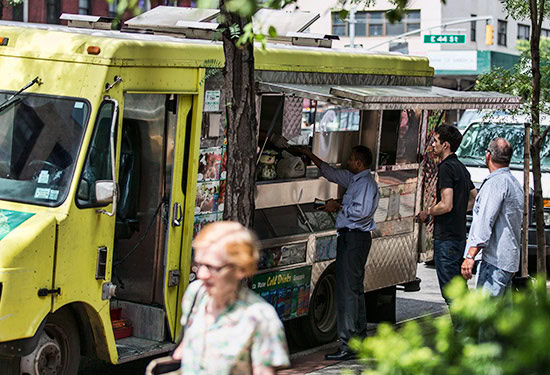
{"left": 0, "top": 76, "right": 42, "bottom": 113}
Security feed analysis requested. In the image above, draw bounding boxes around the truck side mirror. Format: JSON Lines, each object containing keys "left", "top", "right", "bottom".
{"left": 95, "top": 180, "right": 116, "bottom": 205}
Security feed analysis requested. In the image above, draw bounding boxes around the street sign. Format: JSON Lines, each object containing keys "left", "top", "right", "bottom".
{"left": 424, "top": 35, "right": 465, "bottom": 44}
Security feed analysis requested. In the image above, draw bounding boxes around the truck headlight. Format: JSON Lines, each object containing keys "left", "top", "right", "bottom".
{"left": 545, "top": 211, "right": 550, "bottom": 226}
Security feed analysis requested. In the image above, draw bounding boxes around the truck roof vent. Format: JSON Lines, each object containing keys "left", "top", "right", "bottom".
{"left": 60, "top": 14, "right": 114, "bottom": 30}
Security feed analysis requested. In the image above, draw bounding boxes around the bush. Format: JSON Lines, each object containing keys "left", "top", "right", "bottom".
{"left": 350, "top": 277, "right": 550, "bottom": 375}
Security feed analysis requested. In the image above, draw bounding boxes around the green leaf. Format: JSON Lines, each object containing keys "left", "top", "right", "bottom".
{"left": 268, "top": 26, "right": 278, "bottom": 38}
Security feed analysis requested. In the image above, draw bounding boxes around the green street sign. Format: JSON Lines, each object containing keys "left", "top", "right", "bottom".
{"left": 424, "top": 35, "right": 465, "bottom": 44}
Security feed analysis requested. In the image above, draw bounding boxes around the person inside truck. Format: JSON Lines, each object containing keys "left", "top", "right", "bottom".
{"left": 172, "top": 221, "right": 290, "bottom": 375}
{"left": 297, "top": 145, "right": 380, "bottom": 361}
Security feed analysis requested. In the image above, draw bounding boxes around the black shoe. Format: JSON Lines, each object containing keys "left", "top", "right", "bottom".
{"left": 324, "top": 348, "right": 356, "bottom": 361}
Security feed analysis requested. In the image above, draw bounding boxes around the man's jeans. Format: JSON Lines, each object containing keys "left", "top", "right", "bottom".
{"left": 434, "top": 239, "right": 466, "bottom": 304}
{"left": 476, "top": 261, "right": 514, "bottom": 297}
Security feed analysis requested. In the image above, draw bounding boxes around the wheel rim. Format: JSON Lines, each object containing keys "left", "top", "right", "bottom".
{"left": 312, "top": 273, "right": 336, "bottom": 333}
{"left": 20, "top": 322, "right": 71, "bottom": 375}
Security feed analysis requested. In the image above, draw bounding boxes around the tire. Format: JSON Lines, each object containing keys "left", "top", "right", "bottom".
{"left": 0, "top": 356, "right": 20, "bottom": 375}
{"left": 293, "top": 269, "right": 337, "bottom": 347}
{"left": 20, "top": 309, "right": 80, "bottom": 375}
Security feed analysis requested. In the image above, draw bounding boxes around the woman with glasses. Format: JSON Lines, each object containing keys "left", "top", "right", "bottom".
{"left": 172, "top": 221, "right": 290, "bottom": 375}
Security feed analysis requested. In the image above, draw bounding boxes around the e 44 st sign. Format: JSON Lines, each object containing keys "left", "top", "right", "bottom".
{"left": 424, "top": 35, "right": 465, "bottom": 44}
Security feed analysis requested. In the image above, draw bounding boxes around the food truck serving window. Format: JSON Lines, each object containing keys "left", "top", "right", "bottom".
{"left": 0, "top": 92, "right": 89, "bottom": 206}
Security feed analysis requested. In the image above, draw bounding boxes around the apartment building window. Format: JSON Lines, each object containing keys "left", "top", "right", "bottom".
{"left": 332, "top": 13, "right": 346, "bottom": 36}
{"left": 543, "top": 28, "right": 550, "bottom": 37}
{"left": 331, "top": 10, "right": 420, "bottom": 37}
{"left": 46, "top": 0, "right": 61, "bottom": 24}
{"left": 79, "top": 0, "right": 91, "bottom": 15}
{"left": 470, "top": 14, "right": 476, "bottom": 42}
{"left": 498, "top": 20, "right": 507, "bottom": 46}
{"left": 109, "top": 0, "right": 118, "bottom": 18}
{"left": 518, "top": 24, "right": 530, "bottom": 41}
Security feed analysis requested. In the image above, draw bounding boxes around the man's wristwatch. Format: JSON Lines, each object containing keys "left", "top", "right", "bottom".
{"left": 465, "top": 254, "right": 475, "bottom": 260}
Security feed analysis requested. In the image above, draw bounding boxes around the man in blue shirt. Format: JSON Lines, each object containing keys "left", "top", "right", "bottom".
{"left": 461, "top": 138, "right": 523, "bottom": 296}
{"left": 300, "top": 145, "right": 379, "bottom": 361}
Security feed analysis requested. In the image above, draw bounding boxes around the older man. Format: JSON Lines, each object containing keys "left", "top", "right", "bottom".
{"left": 461, "top": 138, "right": 523, "bottom": 296}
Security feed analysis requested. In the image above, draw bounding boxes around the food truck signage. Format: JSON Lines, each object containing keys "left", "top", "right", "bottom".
{"left": 251, "top": 266, "right": 312, "bottom": 320}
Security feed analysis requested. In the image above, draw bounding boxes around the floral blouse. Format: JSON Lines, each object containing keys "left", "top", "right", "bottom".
{"left": 179, "top": 280, "right": 290, "bottom": 375}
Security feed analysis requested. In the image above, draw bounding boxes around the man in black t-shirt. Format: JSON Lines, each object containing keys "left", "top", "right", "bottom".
{"left": 417, "top": 125, "right": 477, "bottom": 304}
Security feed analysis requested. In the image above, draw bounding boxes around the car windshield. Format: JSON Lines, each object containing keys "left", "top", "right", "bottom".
{"left": 0, "top": 92, "right": 89, "bottom": 206}
{"left": 457, "top": 122, "right": 550, "bottom": 171}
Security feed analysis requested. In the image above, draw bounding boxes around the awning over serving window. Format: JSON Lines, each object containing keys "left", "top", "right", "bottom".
{"left": 257, "top": 82, "right": 521, "bottom": 110}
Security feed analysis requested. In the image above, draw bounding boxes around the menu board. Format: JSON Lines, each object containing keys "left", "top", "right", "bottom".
{"left": 251, "top": 266, "right": 312, "bottom": 321}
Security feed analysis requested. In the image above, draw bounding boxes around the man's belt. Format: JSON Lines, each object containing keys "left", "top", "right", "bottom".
{"left": 337, "top": 228, "right": 369, "bottom": 233}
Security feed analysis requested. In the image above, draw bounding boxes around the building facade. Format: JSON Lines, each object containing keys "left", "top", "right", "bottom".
{"left": 0, "top": 0, "right": 193, "bottom": 24}
{"left": 295, "top": 0, "right": 550, "bottom": 90}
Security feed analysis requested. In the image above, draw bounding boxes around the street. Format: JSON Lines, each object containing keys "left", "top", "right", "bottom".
{"left": 78, "top": 263, "right": 447, "bottom": 375}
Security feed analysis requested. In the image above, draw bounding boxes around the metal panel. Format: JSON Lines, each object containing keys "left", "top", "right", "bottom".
{"left": 258, "top": 82, "right": 520, "bottom": 110}
{"left": 312, "top": 131, "right": 359, "bottom": 164}
{"left": 253, "top": 9, "right": 320, "bottom": 34}
{"left": 124, "top": 6, "right": 219, "bottom": 29}
{"left": 365, "top": 233, "right": 417, "bottom": 291}
{"left": 256, "top": 72, "right": 433, "bottom": 86}
{"left": 330, "top": 85, "right": 521, "bottom": 110}
{"left": 255, "top": 178, "right": 340, "bottom": 209}
{"left": 282, "top": 96, "right": 303, "bottom": 139}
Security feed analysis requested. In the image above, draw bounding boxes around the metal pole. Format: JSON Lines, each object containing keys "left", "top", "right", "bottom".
{"left": 349, "top": 7, "right": 356, "bottom": 48}
{"left": 367, "top": 15, "right": 493, "bottom": 50}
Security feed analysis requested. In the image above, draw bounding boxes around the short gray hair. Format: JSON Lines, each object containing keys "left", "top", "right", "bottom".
{"left": 488, "top": 137, "right": 512, "bottom": 165}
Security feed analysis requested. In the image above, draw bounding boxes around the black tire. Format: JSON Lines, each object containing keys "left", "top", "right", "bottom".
{"left": 20, "top": 309, "right": 80, "bottom": 375}
{"left": 294, "top": 269, "right": 337, "bottom": 347}
{"left": 0, "top": 356, "right": 20, "bottom": 375}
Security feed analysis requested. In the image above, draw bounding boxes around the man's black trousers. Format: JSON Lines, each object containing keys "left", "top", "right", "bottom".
{"left": 335, "top": 230, "right": 372, "bottom": 349}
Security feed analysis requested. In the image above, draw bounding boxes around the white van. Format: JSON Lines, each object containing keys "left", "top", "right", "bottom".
{"left": 456, "top": 111, "right": 550, "bottom": 263}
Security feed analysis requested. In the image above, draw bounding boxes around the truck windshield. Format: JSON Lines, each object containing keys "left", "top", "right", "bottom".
{"left": 457, "top": 122, "right": 550, "bottom": 172}
{"left": 0, "top": 92, "right": 89, "bottom": 206}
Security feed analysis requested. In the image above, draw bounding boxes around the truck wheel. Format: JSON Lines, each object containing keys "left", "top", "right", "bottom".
{"left": 0, "top": 357, "right": 20, "bottom": 375}
{"left": 297, "top": 270, "right": 337, "bottom": 347}
{"left": 20, "top": 309, "right": 80, "bottom": 375}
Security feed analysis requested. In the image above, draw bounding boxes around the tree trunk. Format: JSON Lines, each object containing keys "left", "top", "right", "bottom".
{"left": 522, "top": 123, "right": 530, "bottom": 277}
{"left": 529, "top": 0, "right": 547, "bottom": 277}
{"left": 219, "top": 0, "right": 258, "bottom": 228}
{"left": 531, "top": 141, "right": 547, "bottom": 276}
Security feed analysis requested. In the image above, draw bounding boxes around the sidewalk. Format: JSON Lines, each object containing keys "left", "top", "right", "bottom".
{"left": 280, "top": 264, "right": 448, "bottom": 375}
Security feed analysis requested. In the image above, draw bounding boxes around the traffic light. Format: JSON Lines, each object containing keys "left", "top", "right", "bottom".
{"left": 485, "top": 24, "right": 494, "bottom": 45}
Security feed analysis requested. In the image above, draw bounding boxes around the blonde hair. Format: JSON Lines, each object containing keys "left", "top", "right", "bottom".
{"left": 193, "top": 221, "right": 259, "bottom": 277}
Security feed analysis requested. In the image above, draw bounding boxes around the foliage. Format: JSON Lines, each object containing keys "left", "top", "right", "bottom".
{"left": 475, "top": 38, "right": 550, "bottom": 132}
{"left": 350, "top": 277, "right": 550, "bottom": 375}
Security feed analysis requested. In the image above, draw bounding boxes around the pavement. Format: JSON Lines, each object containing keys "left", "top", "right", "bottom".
{"left": 279, "top": 263, "right": 448, "bottom": 375}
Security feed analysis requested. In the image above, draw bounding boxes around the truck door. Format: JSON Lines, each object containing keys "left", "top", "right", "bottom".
{"left": 113, "top": 94, "right": 194, "bottom": 342}
{"left": 164, "top": 95, "right": 194, "bottom": 338}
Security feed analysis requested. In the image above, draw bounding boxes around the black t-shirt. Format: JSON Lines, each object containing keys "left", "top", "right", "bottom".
{"left": 433, "top": 154, "right": 475, "bottom": 241}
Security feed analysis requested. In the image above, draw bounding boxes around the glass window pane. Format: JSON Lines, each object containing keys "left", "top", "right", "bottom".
{"left": 355, "top": 23, "right": 366, "bottom": 36}
{"left": 386, "top": 21, "right": 405, "bottom": 36}
{"left": 369, "top": 24, "right": 383, "bottom": 36}
{"left": 407, "top": 11, "right": 420, "bottom": 20}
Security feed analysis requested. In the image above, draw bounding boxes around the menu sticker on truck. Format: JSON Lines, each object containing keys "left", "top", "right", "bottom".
{"left": 251, "top": 266, "right": 312, "bottom": 320}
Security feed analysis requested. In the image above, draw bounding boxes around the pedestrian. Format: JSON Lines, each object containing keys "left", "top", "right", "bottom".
{"left": 417, "top": 125, "right": 477, "bottom": 304}
{"left": 171, "top": 221, "right": 290, "bottom": 375}
{"left": 299, "top": 145, "right": 379, "bottom": 361}
{"left": 461, "top": 138, "right": 523, "bottom": 296}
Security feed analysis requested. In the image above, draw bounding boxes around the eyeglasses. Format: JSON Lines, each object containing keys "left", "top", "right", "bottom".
{"left": 193, "top": 261, "right": 234, "bottom": 276}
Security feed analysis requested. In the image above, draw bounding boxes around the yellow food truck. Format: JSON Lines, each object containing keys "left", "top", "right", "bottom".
{"left": 0, "top": 7, "right": 519, "bottom": 374}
